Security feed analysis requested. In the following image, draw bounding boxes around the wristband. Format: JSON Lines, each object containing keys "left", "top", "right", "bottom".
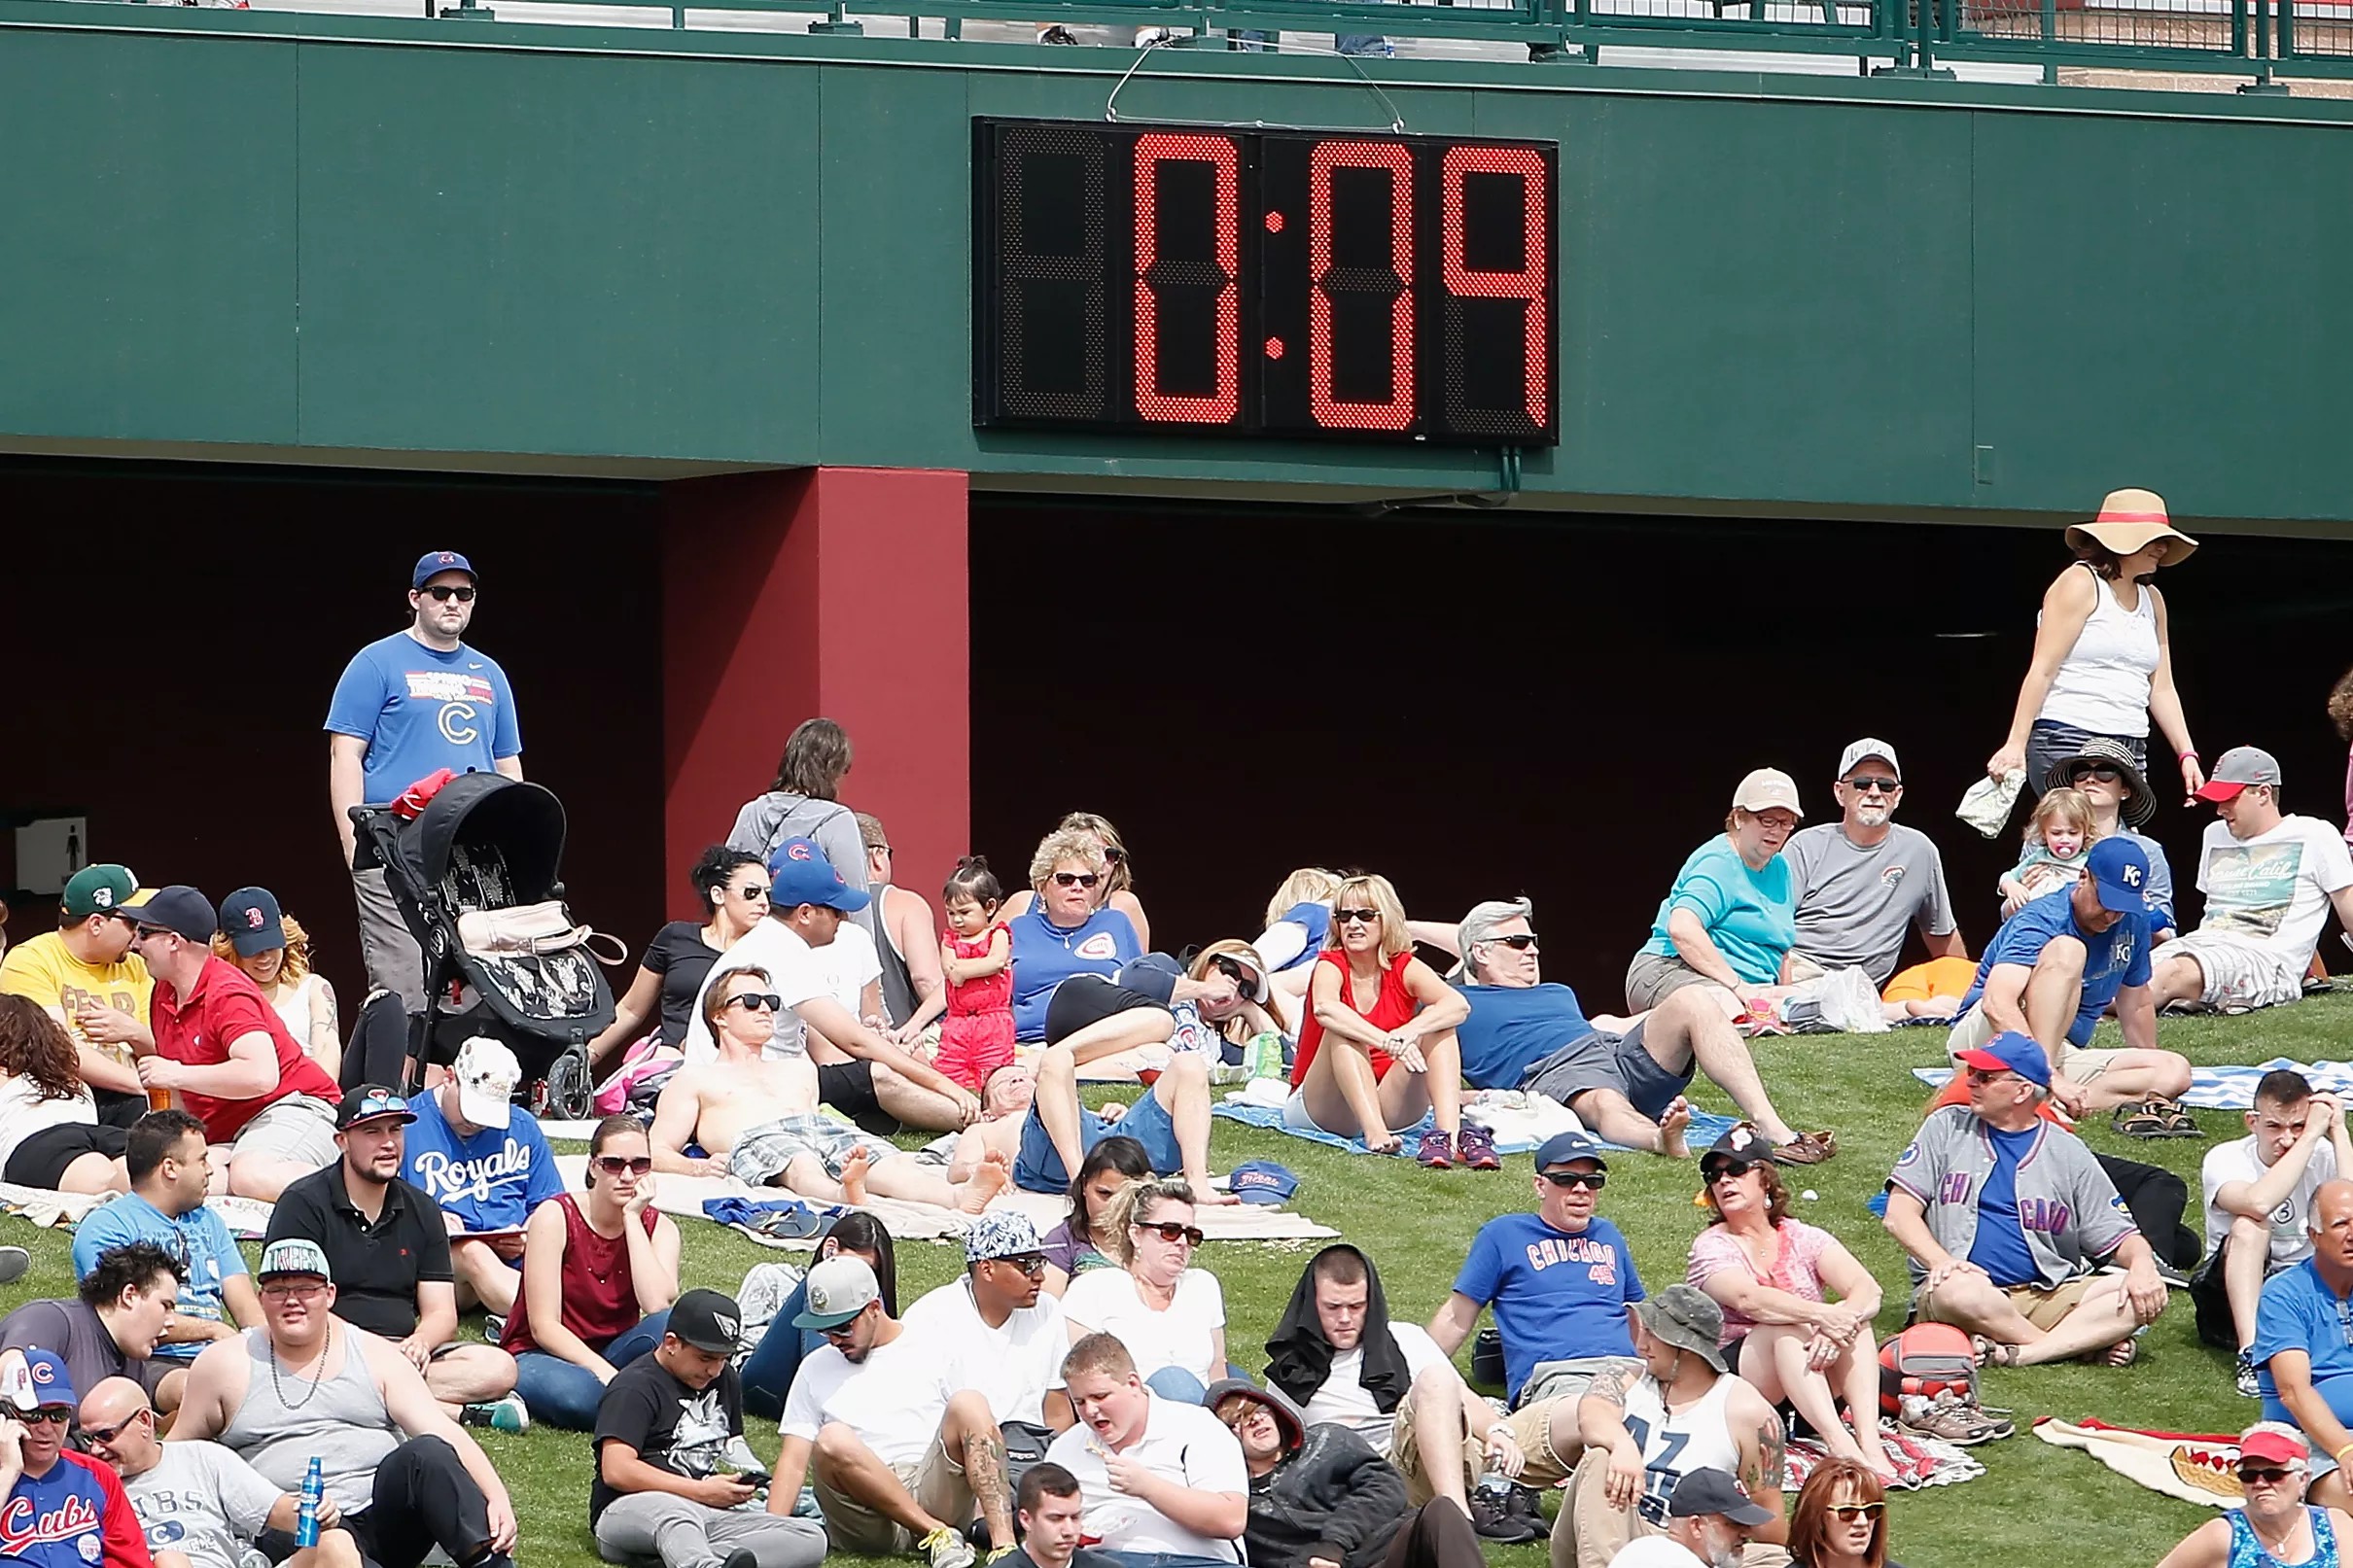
{"left": 1486, "top": 1421, "right": 1514, "bottom": 1439}
{"left": 2336, "top": 1442, "right": 2353, "bottom": 1468}
{"left": 2179, "top": 749, "right": 2197, "bottom": 761}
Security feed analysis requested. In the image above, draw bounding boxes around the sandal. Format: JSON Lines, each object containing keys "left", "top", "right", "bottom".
{"left": 1971, "top": 1334, "right": 2023, "bottom": 1369}
{"left": 2079, "top": 1337, "right": 2140, "bottom": 1369}
{"left": 2113, "top": 1100, "right": 2170, "bottom": 1139}
{"left": 2153, "top": 1098, "right": 2202, "bottom": 1138}
{"left": 1771, "top": 1130, "right": 1838, "bottom": 1167}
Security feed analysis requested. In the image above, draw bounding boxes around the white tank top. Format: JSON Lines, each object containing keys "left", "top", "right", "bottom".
{"left": 1621, "top": 1374, "right": 1744, "bottom": 1527}
{"left": 2038, "top": 563, "right": 2158, "bottom": 737}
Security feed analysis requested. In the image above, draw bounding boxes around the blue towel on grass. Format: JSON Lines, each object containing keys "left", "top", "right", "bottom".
{"left": 1211, "top": 1099, "right": 1740, "bottom": 1158}
{"left": 1913, "top": 1058, "right": 2353, "bottom": 1111}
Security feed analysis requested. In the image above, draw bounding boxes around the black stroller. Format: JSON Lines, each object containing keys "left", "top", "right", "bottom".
{"left": 349, "top": 772, "right": 612, "bottom": 1119}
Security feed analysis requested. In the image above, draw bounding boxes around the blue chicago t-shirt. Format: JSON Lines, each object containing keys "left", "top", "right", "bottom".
{"left": 402, "top": 1092, "right": 563, "bottom": 1234}
{"left": 325, "top": 632, "right": 521, "bottom": 805}
{"left": 1454, "top": 983, "right": 1595, "bottom": 1091}
{"left": 1964, "top": 1125, "right": 2041, "bottom": 1288}
{"left": 1451, "top": 1212, "right": 1645, "bottom": 1403}
{"left": 1957, "top": 893, "right": 2153, "bottom": 1046}
{"left": 1007, "top": 907, "right": 1141, "bottom": 1043}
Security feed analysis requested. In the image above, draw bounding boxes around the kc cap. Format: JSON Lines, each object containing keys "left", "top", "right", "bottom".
{"left": 2085, "top": 836, "right": 2154, "bottom": 915}
{"left": 791, "top": 1256, "right": 882, "bottom": 1330}
{"left": 1731, "top": 769, "right": 1804, "bottom": 819}
{"left": 1953, "top": 1029, "right": 2054, "bottom": 1089}
{"left": 2195, "top": 746, "right": 2284, "bottom": 803}
{"left": 258, "top": 1237, "right": 334, "bottom": 1281}
{"left": 124, "top": 886, "right": 217, "bottom": 944}
{"left": 218, "top": 887, "right": 287, "bottom": 958}
{"left": 1667, "top": 1468, "right": 1774, "bottom": 1527}
{"left": 454, "top": 1036, "right": 521, "bottom": 1130}
{"left": 412, "top": 550, "right": 476, "bottom": 589}
{"left": 766, "top": 838, "right": 871, "bottom": 914}
{"left": 668, "top": 1288, "right": 747, "bottom": 1354}
{"left": 62, "top": 865, "right": 139, "bottom": 922}
{"left": 1837, "top": 739, "right": 1902, "bottom": 782}
{"left": 1535, "top": 1131, "right": 1608, "bottom": 1172}
{"left": 336, "top": 1084, "right": 418, "bottom": 1131}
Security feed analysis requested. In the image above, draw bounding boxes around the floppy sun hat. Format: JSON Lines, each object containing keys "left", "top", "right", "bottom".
{"left": 2065, "top": 487, "right": 2197, "bottom": 567}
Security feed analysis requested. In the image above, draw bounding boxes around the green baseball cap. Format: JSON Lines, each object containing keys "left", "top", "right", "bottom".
{"left": 62, "top": 865, "right": 139, "bottom": 921}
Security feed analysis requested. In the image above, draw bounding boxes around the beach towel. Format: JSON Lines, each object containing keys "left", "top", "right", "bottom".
{"left": 0, "top": 1182, "right": 274, "bottom": 1239}
{"left": 1212, "top": 1084, "right": 1740, "bottom": 1157}
{"left": 1917, "top": 1059, "right": 2353, "bottom": 1110}
{"left": 2032, "top": 1416, "right": 2245, "bottom": 1507}
{"left": 1787, "top": 1425, "right": 1984, "bottom": 1492}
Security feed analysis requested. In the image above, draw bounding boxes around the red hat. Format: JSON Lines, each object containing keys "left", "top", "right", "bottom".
{"left": 2239, "top": 1428, "right": 2309, "bottom": 1467}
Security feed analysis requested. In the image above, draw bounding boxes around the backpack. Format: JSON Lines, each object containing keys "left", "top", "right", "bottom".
{"left": 1879, "top": 1322, "right": 1978, "bottom": 1415}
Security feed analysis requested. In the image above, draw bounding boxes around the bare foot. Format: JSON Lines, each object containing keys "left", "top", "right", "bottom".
{"left": 956, "top": 1150, "right": 1011, "bottom": 1213}
{"left": 1659, "top": 1098, "right": 1693, "bottom": 1161}
{"left": 838, "top": 1147, "right": 872, "bottom": 1206}
{"left": 1193, "top": 1175, "right": 1242, "bottom": 1206}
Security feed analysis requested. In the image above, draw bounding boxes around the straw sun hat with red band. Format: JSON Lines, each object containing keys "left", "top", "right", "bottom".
{"left": 2065, "top": 487, "right": 2199, "bottom": 568}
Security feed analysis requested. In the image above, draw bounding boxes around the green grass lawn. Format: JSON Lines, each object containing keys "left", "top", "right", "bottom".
{"left": 12, "top": 997, "right": 2350, "bottom": 1568}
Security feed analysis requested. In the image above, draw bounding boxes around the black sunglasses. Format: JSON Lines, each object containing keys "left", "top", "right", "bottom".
{"left": 2069, "top": 765, "right": 2124, "bottom": 784}
{"left": 1334, "top": 907, "right": 1381, "bottom": 925}
{"left": 1212, "top": 958, "right": 1252, "bottom": 987}
{"left": 420, "top": 583, "right": 477, "bottom": 603}
{"left": 732, "top": 883, "right": 770, "bottom": 900}
{"left": 1480, "top": 933, "right": 1539, "bottom": 950}
{"left": 8, "top": 1406, "right": 73, "bottom": 1426}
{"left": 2238, "top": 1467, "right": 2295, "bottom": 1486}
{"left": 594, "top": 1155, "right": 653, "bottom": 1176}
{"left": 1100, "top": 846, "right": 1126, "bottom": 863}
{"left": 1964, "top": 1068, "right": 2013, "bottom": 1086}
{"left": 1052, "top": 872, "right": 1102, "bottom": 889}
{"left": 990, "top": 1254, "right": 1049, "bottom": 1277}
{"left": 725, "top": 993, "right": 783, "bottom": 1013}
{"left": 1843, "top": 777, "right": 1900, "bottom": 794}
{"left": 80, "top": 1410, "right": 151, "bottom": 1445}
{"left": 1541, "top": 1170, "right": 1607, "bottom": 1190}
{"left": 1136, "top": 1220, "right": 1206, "bottom": 1246}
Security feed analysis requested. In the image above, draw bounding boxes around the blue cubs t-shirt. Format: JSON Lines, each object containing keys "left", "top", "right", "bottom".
{"left": 1965, "top": 1126, "right": 2041, "bottom": 1288}
{"left": 2256, "top": 1256, "right": 2353, "bottom": 1425}
{"left": 1454, "top": 983, "right": 1595, "bottom": 1091}
{"left": 1007, "top": 907, "right": 1141, "bottom": 1043}
{"left": 325, "top": 632, "right": 521, "bottom": 805}
{"left": 1957, "top": 893, "right": 2153, "bottom": 1046}
{"left": 402, "top": 1091, "right": 563, "bottom": 1234}
{"left": 1451, "top": 1212, "right": 1645, "bottom": 1403}
{"left": 70, "top": 1194, "right": 248, "bottom": 1362}
{"left": 1639, "top": 838, "right": 1797, "bottom": 987}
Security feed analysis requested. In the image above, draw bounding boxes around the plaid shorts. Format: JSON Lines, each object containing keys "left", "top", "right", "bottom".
{"left": 727, "top": 1114, "right": 896, "bottom": 1188}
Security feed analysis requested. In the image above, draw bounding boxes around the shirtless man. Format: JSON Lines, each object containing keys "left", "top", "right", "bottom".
{"left": 945, "top": 1048, "right": 1235, "bottom": 1203}
{"left": 651, "top": 965, "right": 1010, "bottom": 1214}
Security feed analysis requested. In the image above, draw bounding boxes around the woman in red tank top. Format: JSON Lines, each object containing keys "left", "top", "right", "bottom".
{"left": 499, "top": 1115, "right": 683, "bottom": 1429}
{"left": 1284, "top": 873, "right": 1475, "bottom": 1168}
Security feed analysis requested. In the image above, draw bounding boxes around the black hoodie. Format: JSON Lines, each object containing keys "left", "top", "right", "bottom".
{"left": 1264, "top": 1243, "right": 1414, "bottom": 1415}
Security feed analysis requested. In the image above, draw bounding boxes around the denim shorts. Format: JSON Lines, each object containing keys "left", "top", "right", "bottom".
{"left": 1014, "top": 1083, "right": 1179, "bottom": 1192}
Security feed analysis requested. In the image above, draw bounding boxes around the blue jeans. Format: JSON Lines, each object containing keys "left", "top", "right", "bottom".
{"left": 2023, "top": 717, "right": 2146, "bottom": 799}
{"left": 743, "top": 1280, "right": 824, "bottom": 1421}
{"left": 512, "top": 1308, "right": 670, "bottom": 1430}
{"left": 1142, "top": 1363, "right": 1252, "bottom": 1405}
{"left": 1100, "top": 1553, "right": 1238, "bottom": 1568}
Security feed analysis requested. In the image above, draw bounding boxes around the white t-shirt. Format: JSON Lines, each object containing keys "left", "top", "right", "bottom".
{"left": 819, "top": 924, "right": 885, "bottom": 1017}
{"left": 903, "top": 1277, "right": 1069, "bottom": 1428}
{"left": 123, "top": 1440, "right": 283, "bottom": 1568}
{"left": 780, "top": 1332, "right": 960, "bottom": 1466}
{"left": 1061, "top": 1268, "right": 1226, "bottom": 1386}
{"left": 2201, "top": 1133, "right": 2336, "bottom": 1268}
{"left": 682, "top": 919, "right": 832, "bottom": 1064}
{"left": 1297, "top": 1322, "right": 1450, "bottom": 1456}
{"left": 0, "top": 1071, "right": 97, "bottom": 1149}
{"left": 2194, "top": 815, "right": 2353, "bottom": 966}
{"left": 1607, "top": 1537, "right": 1707, "bottom": 1568}
{"left": 1043, "top": 1394, "right": 1247, "bottom": 1561}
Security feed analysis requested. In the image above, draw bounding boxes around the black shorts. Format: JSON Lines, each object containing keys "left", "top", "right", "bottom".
{"left": 1043, "top": 975, "right": 1167, "bottom": 1046}
{"left": 816, "top": 1060, "right": 899, "bottom": 1136}
{"left": 4, "top": 1123, "right": 128, "bottom": 1189}
{"left": 2191, "top": 1232, "right": 2240, "bottom": 1349}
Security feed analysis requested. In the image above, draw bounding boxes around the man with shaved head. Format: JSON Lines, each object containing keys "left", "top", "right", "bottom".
{"left": 2254, "top": 1178, "right": 2353, "bottom": 1508}
{"left": 79, "top": 1376, "right": 361, "bottom": 1568}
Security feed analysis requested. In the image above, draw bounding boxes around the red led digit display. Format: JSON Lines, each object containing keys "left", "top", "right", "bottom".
{"left": 972, "top": 119, "right": 1556, "bottom": 445}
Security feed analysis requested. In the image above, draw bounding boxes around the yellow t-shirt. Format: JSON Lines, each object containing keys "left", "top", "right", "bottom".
{"left": 0, "top": 932, "right": 153, "bottom": 1063}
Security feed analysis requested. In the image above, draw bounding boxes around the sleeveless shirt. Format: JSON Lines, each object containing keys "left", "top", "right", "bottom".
{"left": 1620, "top": 1374, "right": 1743, "bottom": 1527}
{"left": 218, "top": 1326, "right": 400, "bottom": 1514}
{"left": 2228, "top": 1508, "right": 2341, "bottom": 1568}
{"left": 500, "top": 1193, "right": 660, "bottom": 1355}
{"left": 870, "top": 881, "right": 921, "bottom": 1028}
{"left": 2038, "top": 562, "right": 2160, "bottom": 738}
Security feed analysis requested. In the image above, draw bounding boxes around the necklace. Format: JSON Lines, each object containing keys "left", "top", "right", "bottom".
{"left": 268, "top": 1317, "right": 333, "bottom": 1411}
{"left": 2249, "top": 1510, "right": 2307, "bottom": 1561}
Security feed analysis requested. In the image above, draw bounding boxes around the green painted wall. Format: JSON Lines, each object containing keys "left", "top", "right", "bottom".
{"left": 3, "top": 6, "right": 2350, "bottom": 523}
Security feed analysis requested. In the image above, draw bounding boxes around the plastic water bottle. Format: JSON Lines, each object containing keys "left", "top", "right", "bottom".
{"left": 1246, "top": 1031, "right": 1285, "bottom": 1080}
{"left": 297, "top": 1457, "right": 323, "bottom": 1549}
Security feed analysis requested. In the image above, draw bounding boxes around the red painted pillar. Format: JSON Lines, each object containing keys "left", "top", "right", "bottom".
{"left": 661, "top": 468, "right": 969, "bottom": 920}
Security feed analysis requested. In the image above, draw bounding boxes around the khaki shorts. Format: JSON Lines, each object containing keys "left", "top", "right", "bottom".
{"left": 229, "top": 1095, "right": 340, "bottom": 1168}
{"left": 815, "top": 1435, "right": 968, "bottom": 1554}
{"left": 1914, "top": 1272, "right": 2096, "bottom": 1333}
{"left": 1946, "top": 1007, "right": 2121, "bottom": 1083}
{"left": 1390, "top": 1388, "right": 1586, "bottom": 1505}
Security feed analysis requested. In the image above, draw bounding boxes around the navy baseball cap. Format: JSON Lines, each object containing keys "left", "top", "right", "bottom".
{"left": 124, "top": 885, "right": 217, "bottom": 944}
{"left": 1228, "top": 1160, "right": 1300, "bottom": 1205}
{"left": 218, "top": 887, "right": 287, "bottom": 957}
{"left": 766, "top": 838, "right": 871, "bottom": 914}
{"left": 1535, "top": 1131, "right": 1608, "bottom": 1171}
{"left": 411, "top": 550, "right": 476, "bottom": 589}
{"left": 2085, "top": 836, "right": 2154, "bottom": 914}
{"left": 1954, "top": 1029, "right": 2054, "bottom": 1089}
{"left": 1667, "top": 1468, "right": 1774, "bottom": 1527}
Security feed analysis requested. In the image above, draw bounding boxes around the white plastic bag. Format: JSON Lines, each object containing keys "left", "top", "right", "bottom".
{"left": 1956, "top": 770, "right": 2026, "bottom": 839}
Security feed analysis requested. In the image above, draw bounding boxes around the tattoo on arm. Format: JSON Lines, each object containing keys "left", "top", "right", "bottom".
{"left": 1585, "top": 1364, "right": 1633, "bottom": 1408}
{"left": 1749, "top": 1417, "right": 1787, "bottom": 1493}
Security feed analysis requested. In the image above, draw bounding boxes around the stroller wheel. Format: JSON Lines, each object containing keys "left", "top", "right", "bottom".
{"left": 544, "top": 1045, "right": 594, "bottom": 1122}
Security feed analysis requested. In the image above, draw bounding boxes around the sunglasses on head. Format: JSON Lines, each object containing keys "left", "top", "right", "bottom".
{"left": 2239, "top": 1467, "right": 2296, "bottom": 1485}
{"left": 1480, "top": 933, "right": 1539, "bottom": 950}
{"left": 595, "top": 1155, "right": 654, "bottom": 1176}
{"left": 2070, "top": 765, "right": 2124, "bottom": 784}
{"left": 1052, "top": 872, "right": 1102, "bottom": 889}
{"left": 1137, "top": 1220, "right": 1206, "bottom": 1247}
{"left": 1101, "top": 846, "right": 1126, "bottom": 863}
{"left": 420, "top": 583, "right": 477, "bottom": 603}
{"left": 1827, "top": 1503, "right": 1886, "bottom": 1523}
{"left": 725, "top": 993, "right": 782, "bottom": 1013}
{"left": 1541, "top": 1169, "right": 1607, "bottom": 1191}
{"left": 1334, "top": 907, "right": 1381, "bottom": 925}
{"left": 80, "top": 1409, "right": 151, "bottom": 1445}
{"left": 1844, "top": 777, "right": 1900, "bottom": 794}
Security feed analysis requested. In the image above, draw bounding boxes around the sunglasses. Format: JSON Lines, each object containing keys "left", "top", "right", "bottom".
{"left": 1136, "top": 1220, "right": 1206, "bottom": 1247}
{"left": 1541, "top": 1170, "right": 1607, "bottom": 1190}
{"left": 1964, "top": 1068, "right": 2013, "bottom": 1086}
{"left": 990, "top": 1254, "right": 1049, "bottom": 1277}
{"left": 1843, "top": 777, "right": 1900, "bottom": 794}
{"left": 1212, "top": 958, "right": 1252, "bottom": 988}
{"left": 6, "top": 1407, "right": 73, "bottom": 1427}
{"left": 1480, "top": 933, "right": 1539, "bottom": 950}
{"left": 1101, "top": 846, "right": 1126, "bottom": 863}
{"left": 2069, "top": 766, "right": 2124, "bottom": 784}
{"left": 725, "top": 993, "right": 783, "bottom": 1013}
{"left": 1052, "top": 872, "right": 1102, "bottom": 889}
{"left": 421, "top": 583, "right": 477, "bottom": 603}
{"left": 1334, "top": 907, "right": 1382, "bottom": 925}
{"left": 80, "top": 1410, "right": 151, "bottom": 1445}
{"left": 2239, "top": 1467, "right": 2296, "bottom": 1486}
{"left": 1703, "top": 1161, "right": 1764, "bottom": 1183}
{"left": 732, "top": 884, "right": 771, "bottom": 901}
{"left": 595, "top": 1155, "right": 654, "bottom": 1176}
{"left": 1827, "top": 1503, "right": 1886, "bottom": 1523}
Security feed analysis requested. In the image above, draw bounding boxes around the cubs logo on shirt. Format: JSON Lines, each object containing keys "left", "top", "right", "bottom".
{"left": 1074, "top": 932, "right": 1121, "bottom": 960}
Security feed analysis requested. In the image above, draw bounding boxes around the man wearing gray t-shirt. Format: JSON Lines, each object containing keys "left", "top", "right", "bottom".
{"left": 1785, "top": 738, "right": 1966, "bottom": 987}
{"left": 80, "top": 1376, "right": 360, "bottom": 1568}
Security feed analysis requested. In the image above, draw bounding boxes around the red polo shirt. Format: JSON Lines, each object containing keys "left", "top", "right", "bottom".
{"left": 151, "top": 955, "right": 339, "bottom": 1141}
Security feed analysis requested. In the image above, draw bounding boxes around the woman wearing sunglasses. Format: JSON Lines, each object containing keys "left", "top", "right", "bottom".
{"left": 2037, "top": 738, "right": 2179, "bottom": 941}
{"left": 1063, "top": 1175, "right": 1233, "bottom": 1402}
{"left": 1008, "top": 828, "right": 1143, "bottom": 1046}
{"left": 1287, "top": 874, "right": 1471, "bottom": 1167}
{"left": 586, "top": 847, "right": 767, "bottom": 1077}
{"left": 496, "top": 1114, "right": 682, "bottom": 1429}
{"left": 1785, "top": 1459, "right": 1902, "bottom": 1568}
{"left": 1001, "top": 813, "right": 1153, "bottom": 953}
{"left": 2156, "top": 1424, "right": 2348, "bottom": 1568}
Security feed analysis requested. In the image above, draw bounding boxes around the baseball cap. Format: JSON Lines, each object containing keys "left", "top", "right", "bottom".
{"left": 257, "top": 1237, "right": 333, "bottom": 1282}
{"left": 668, "top": 1288, "right": 747, "bottom": 1354}
{"left": 411, "top": 550, "right": 476, "bottom": 589}
{"left": 61, "top": 865, "right": 139, "bottom": 922}
{"left": 2239, "top": 1427, "right": 2311, "bottom": 1467}
{"left": 2085, "top": 836, "right": 2155, "bottom": 915}
{"left": 454, "top": 1036, "right": 520, "bottom": 1130}
{"left": 1731, "top": 769, "right": 1804, "bottom": 819}
{"left": 1699, "top": 1123, "right": 1775, "bottom": 1182}
{"left": 1836, "top": 739, "right": 1901, "bottom": 782}
{"left": 217, "top": 887, "right": 286, "bottom": 957}
{"left": 1633, "top": 1284, "right": 1728, "bottom": 1373}
{"left": 964, "top": 1210, "right": 1044, "bottom": 1264}
{"left": 1535, "top": 1131, "right": 1608, "bottom": 1172}
{"left": 765, "top": 838, "right": 871, "bottom": 914}
{"left": 124, "top": 886, "right": 216, "bottom": 944}
{"left": 1667, "top": 1468, "right": 1774, "bottom": 1527}
{"left": 0, "top": 1348, "right": 78, "bottom": 1412}
{"left": 2195, "top": 746, "right": 2284, "bottom": 803}
{"left": 1228, "top": 1160, "right": 1301, "bottom": 1205}
{"left": 792, "top": 1256, "right": 882, "bottom": 1330}
{"left": 1954, "top": 1029, "right": 2054, "bottom": 1089}
{"left": 336, "top": 1084, "right": 418, "bottom": 1131}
